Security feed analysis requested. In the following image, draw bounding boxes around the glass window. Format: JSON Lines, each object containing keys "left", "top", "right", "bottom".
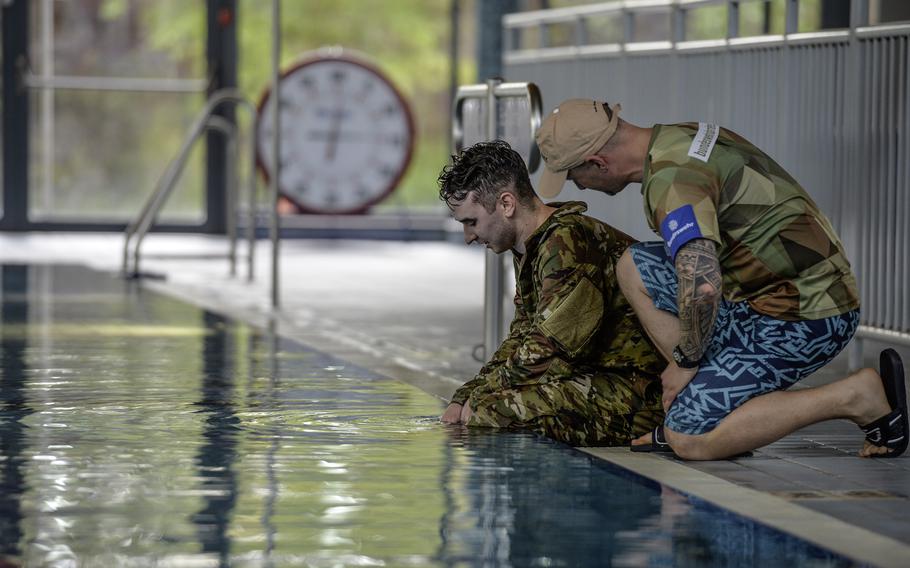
{"left": 584, "top": 14, "right": 623, "bottom": 45}
{"left": 28, "top": 1, "right": 206, "bottom": 222}
{"left": 631, "top": 11, "right": 671, "bottom": 43}
{"left": 685, "top": 4, "right": 728, "bottom": 41}
{"left": 871, "top": 0, "right": 910, "bottom": 24}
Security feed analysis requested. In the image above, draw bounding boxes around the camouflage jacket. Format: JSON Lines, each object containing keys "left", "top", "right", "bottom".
{"left": 450, "top": 202, "right": 663, "bottom": 405}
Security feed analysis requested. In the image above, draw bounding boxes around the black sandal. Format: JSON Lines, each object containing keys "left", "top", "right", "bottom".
{"left": 631, "top": 425, "right": 674, "bottom": 453}
{"left": 860, "top": 349, "right": 908, "bottom": 458}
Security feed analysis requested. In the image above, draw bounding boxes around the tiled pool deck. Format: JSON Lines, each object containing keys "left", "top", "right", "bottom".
{"left": 2, "top": 231, "right": 908, "bottom": 566}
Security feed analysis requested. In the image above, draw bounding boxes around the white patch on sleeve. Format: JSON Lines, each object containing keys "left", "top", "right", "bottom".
{"left": 687, "top": 123, "right": 719, "bottom": 163}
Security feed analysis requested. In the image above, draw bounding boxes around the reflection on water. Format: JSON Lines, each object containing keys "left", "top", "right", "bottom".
{"left": 0, "top": 265, "right": 855, "bottom": 567}
{"left": 0, "top": 266, "right": 31, "bottom": 565}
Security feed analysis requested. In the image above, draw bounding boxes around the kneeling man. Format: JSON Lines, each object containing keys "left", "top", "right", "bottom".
{"left": 437, "top": 140, "right": 663, "bottom": 446}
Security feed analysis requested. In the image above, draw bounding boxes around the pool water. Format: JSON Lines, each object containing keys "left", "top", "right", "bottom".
{"left": 0, "top": 265, "right": 860, "bottom": 567}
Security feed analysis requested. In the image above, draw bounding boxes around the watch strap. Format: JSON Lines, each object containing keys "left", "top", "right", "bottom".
{"left": 672, "top": 346, "right": 701, "bottom": 369}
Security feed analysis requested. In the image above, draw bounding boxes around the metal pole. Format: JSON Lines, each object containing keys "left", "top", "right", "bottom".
{"left": 206, "top": 0, "right": 237, "bottom": 236}
{"left": 846, "top": 0, "right": 869, "bottom": 371}
{"left": 449, "top": 0, "right": 459, "bottom": 138}
{"left": 226, "top": 123, "right": 238, "bottom": 277}
{"left": 785, "top": 0, "right": 799, "bottom": 35}
{"left": 270, "top": 0, "right": 281, "bottom": 309}
{"left": 247, "top": 119, "right": 258, "bottom": 282}
{"left": 672, "top": 3, "right": 685, "bottom": 44}
{"left": 41, "top": 0, "right": 54, "bottom": 214}
{"left": 728, "top": 1, "right": 740, "bottom": 39}
{"left": 476, "top": 0, "right": 513, "bottom": 81}
{"left": 483, "top": 78, "right": 505, "bottom": 360}
{"left": 1, "top": 0, "right": 30, "bottom": 231}
{"left": 762, "top": 1, "right": 772, "bottom": 35}
{"left": 623, "top": 7, "right": 635, "bottom": 44}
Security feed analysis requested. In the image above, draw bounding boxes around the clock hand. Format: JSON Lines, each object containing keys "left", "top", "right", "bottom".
{"left": 325, "top": 128, "right": 339, "bottom": 162}
{"left": 325, "top": 108, "right": 343, "bottom": 162}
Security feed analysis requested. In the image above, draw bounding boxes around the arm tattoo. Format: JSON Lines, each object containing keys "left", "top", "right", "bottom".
{"left": 675, "top": 239, "right": 722, "bottom": 361}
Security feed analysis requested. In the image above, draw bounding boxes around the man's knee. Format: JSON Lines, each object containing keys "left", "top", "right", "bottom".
{"left": 617, "top": 248, "right": 643, "bottom": 293}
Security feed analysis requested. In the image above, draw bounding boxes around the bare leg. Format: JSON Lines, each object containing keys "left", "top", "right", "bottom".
{"left": 617, "top": 249, "right": 679, "bottom": 361}
{"left": 618, "top": 250, "right": 895, "bottom": 459}
{"left": 664, "top": 368, "right": 892, "bottom": 460}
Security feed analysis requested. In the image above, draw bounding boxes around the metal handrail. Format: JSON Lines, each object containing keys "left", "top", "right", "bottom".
{"left": 503, "top": 0, "right": 909, "bottom": 60}
{"left": 452, "top": 81, "right": 543, "bottom": 173}
{"left": 451, "top": 79, "right": 543, "bottom": 361}
{"left": 122, "top": 88, "right": 259, "bottom": 280}
{"left": 123, "top": 115, "right": 235, "bottom": 278}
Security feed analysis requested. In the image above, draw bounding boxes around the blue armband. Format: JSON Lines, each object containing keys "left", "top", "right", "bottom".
{"left": 660, "top": 205, "right": 703, "bottom": 260}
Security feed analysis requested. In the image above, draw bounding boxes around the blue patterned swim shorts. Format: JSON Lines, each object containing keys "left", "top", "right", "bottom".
{"left": 629, "top": 241, "right": 860, "bottom": 435}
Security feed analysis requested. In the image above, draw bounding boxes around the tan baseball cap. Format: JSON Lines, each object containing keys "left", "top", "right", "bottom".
{"left": 534, "top": 99, "right": 622, "bottom": 198}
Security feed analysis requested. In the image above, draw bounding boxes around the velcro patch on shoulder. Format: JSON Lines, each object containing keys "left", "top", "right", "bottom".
{"left": 688, "top": 123, "right": 719, "bottom": 162}
{"left": 539, "top": 274, "right": 602, "bottom": 357}
{"left": 660, "top": 204, "right": 703, "bottom": 259}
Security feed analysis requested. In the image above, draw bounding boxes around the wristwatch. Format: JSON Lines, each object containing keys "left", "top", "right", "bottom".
{"left": 672, "top": 346, "right": 701, "bottom": 369}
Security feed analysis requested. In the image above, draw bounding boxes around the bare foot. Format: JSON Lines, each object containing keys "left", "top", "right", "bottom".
{"left": 631, "top": 431, "right": 651, "bottom": 447}
{"left": 852, "top": 368, "right": 891, "bottom": 424}
{"left": 860, "top": 438, "right": 893, "bottom": 458}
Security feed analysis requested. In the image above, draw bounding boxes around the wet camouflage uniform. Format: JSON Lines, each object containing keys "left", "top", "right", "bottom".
{"left": 450, "top": 201, "right": 664, "bottom": 446}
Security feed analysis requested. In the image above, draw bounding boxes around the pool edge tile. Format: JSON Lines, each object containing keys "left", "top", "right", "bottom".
{"left": 582, "top": 447, "right": 910, "bottom": 568}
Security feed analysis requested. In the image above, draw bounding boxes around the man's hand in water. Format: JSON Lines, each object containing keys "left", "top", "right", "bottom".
{"left": 441, "top": 402, "right": 464, "bottom": 424}
{"left": 460, "top": 403, "right": 473, "bottom": 423}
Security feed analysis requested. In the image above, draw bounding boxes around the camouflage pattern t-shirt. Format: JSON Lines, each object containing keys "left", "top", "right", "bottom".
{"left": 450, "top": 201, "right": 663, "bottom": 405}
{"left": 641, "top": 123, "right": 860, "bottom": 321}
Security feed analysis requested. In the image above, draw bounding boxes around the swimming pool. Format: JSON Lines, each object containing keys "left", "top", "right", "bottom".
{"left": 0, "top": 264, "right": 861, "bottom": 566}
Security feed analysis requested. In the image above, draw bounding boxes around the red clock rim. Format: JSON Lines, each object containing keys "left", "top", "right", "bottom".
{"left": 254, "top": 51, "right": 417, "bottom": 215}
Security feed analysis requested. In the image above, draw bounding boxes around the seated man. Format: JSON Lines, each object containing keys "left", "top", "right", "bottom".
{"left": 437, "top": 140, "right": 664, "bottom": 446}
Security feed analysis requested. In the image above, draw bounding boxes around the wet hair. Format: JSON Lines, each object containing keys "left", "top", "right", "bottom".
{"left": 437, "top": 140, "right": 536, "bottom": 212}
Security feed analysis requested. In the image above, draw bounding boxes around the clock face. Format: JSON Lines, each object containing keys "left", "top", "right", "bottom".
{"left": 256, "top": 53, "right": 416, "bottom": 214}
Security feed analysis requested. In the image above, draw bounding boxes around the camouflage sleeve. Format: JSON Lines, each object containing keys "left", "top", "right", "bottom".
{"left": 449, "top": 289, "right": 532, "bottom": 405}
{"left": 478, "top": 288, "right": 531, "bottom": 374}
{"left": 645, "top": 165, "right": 723, "bottom": 258}
{"left": 448, "top": 378, "right": 484, "bottom": 406}
{"left": 485, "top": 226, "right": 607, "bottom": 390}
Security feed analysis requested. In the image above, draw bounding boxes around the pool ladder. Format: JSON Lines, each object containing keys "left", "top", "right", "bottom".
{"left": 122, "top": 89, "right": 260, "bottom": 281}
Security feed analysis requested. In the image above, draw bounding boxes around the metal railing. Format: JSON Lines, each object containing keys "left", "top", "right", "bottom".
{"left": 503, "top": 0, "right": 881, "bottom": 59}
{"left": 452, "top": 79, "right": 543, "bottom": 360}
{"left": 503, "top": 0, "right": 910, "bottom": 366}
{"left": 121, "top": 88, "right": 260, "bottom": 281}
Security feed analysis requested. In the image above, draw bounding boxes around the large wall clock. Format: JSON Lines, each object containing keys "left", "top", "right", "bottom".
{"left": 256, "top": 49, "right": 416, "bottom": 214}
